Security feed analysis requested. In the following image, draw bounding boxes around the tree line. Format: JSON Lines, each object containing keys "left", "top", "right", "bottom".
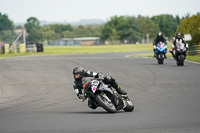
{"left": 0, "top": 12, "right": 199, "bottom": 45}
{"left": 176, "top": 13, "right": 200, "bottom": 45}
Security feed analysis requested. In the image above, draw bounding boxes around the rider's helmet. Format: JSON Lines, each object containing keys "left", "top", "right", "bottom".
{"left": 176, "top": 32, "right": 182, "bottom": 39}
{"left": 157, "top": 32, "right": 163, "bottom": 39}
{"left": 73, "top": 66, "right": 84, "bottom": 80}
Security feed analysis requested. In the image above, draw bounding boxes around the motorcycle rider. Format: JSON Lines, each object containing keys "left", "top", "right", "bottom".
{"left": 73, "top": 66, "right": 127, "bottom": 109}
{"left": 169, "top": 32, "right": 189, "bottom": 58}
{"left": 153, "top": 32, "right": 168, "bottom": 58}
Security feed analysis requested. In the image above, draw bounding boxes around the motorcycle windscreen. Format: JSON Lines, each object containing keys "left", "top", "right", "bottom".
{"left": 156, "top": 43, "right": 166, "bottom": 53}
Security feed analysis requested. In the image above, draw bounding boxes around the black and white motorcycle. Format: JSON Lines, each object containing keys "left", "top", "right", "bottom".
{"left": 82, "top": 77, "right": 134, "bottom": 113}
{"left": 173, "top": 42, "right": 187, "bottom": 66}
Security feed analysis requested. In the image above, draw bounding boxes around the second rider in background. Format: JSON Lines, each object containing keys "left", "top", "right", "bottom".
{"left": 153, "top": 32, "right": 168, "bottom": 58}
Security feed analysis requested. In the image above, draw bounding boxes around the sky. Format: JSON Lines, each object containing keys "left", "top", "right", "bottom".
{"left": 0, "top": 0, "right": 200, "bottom": 23}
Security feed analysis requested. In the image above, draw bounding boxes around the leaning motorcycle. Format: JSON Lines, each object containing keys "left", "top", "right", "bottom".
{"left": 155, "top": 42, "right": 167, "bottom": 64}
{"left": 174, "top": 43, "right": 187, "bottom": 66}
{"left": 82, "top": 77, "right": 134, "bottom": 113}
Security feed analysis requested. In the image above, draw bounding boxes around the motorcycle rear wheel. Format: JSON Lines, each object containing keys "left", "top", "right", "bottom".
{"left": 123, "top": 98, "right": 134, "bottom": 112}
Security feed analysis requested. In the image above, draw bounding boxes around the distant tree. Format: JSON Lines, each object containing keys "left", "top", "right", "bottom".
{"left": 73, "top": 25, "right": 86, "bottom": 37}
{"left": 50, "top": 24, "right": 73, "bottom": 34}
{"left": 0, "top": 12, "right": 14, "bottom": 31}
{"left": 40, "top": 26, "right": 55, "bottom": 41}
{"left": 15, "top": 25, "right": 23, "bottom": 29}
{"left": 101, "top": 21, "right": 113, "bottom": 40}
{"left": 84, "top": 25, "right": 102, "bottom": 37}
{"left": 176, "top": 14, "right": 200, "bottom": 45}
{"left": 71, "top": 25, "right": 102, "bottom": 38}
{"left": 25, "top": 17, "right": 42, "bottom": 42}
{"left": 62, "top": 30, "right": 74, "bottom": 38}
{"left": 26, "top": 27, "right": 43, "bottom": 42}
{"left": 0, "top": 30, "right": 16, "bottom": 43}
{"left": 0, "top": 12, "right": 15, "bottom": 43}
{"left": 101, "top": 16, "right": 126, "bottom": 41}
{"left": 121, "top": 16, "right": 142, "bottom": 43}
{"left": 151, "top": 14, "right": 179, "bottom": 38}
{"left": 184, "top": 13, "right": 191, "bottom": 18}
{"left": 175, "top": 15, "right": 181, "bottom": 24}
{"left": 137, "top": 17, "right": 160, "bottom": 39}
{"left": 25, "top": 17, "right": 40, "bottom": 33}
{"left": 101, "top": 16, "right": 142, "bottom": 43}
{"left": 107, "top": 28, "right": 120, "bottom": 41}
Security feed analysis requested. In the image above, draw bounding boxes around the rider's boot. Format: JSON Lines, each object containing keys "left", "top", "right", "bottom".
{"left": 88, "top": 98, "right": 97, "bottom": 109}
{"left": 169, "top": 49, "right": 175, "bottom": 59}
{"left": 115, "top": 85, "right": 127, "bottom": 95}
{"left": 153, "top": 49, "right": 156, "bottom": 57}
{"left": 164, "top": 53, "right": 167, "bottom": 59}
{"left": 103, "top": 76, "right": 127, "bottom": 95}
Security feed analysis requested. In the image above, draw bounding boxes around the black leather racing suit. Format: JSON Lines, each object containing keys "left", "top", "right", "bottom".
{"left": 73, "top": 70, "right": 124, "bottom": 109}
{"left": 153, "top": 37, "right": 167, "bottom": 46}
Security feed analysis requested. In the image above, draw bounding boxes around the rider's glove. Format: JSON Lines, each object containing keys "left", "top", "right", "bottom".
{"left": 97, "top": 72, "right": 104, "bottom": 80}
{"left": 169, "top": 48, "right": 173, "bottom": 53}
{"left": 77, "top": 94, "right": 84, "bottom": 99}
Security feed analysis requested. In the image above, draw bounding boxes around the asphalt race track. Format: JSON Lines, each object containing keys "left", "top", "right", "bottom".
{"left": 0, "top": 52, "right": 200, "bottom": 133}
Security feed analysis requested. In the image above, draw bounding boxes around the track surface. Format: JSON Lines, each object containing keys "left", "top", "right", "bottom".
{"left": 0, "top": 52, "right": 200, "bottom": 133}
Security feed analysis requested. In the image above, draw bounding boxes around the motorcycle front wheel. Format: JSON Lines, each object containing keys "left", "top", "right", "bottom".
{"left": 157, "top": 53, "right": 164, "bottom": 64}
{"left": 96, "top": 93, "right": 116, "bottom": 113}
{"left": 180, "top": 54, "right": 185, "bottom": 66}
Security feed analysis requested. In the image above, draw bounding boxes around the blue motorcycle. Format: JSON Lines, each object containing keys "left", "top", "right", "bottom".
{"left": 155, "top": 42, "right": 167, "bottom": 64}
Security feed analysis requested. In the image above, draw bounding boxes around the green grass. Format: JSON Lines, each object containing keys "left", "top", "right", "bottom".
{"left": 44, "top": 44, "right": 152, "bottom": 54}
{"left": 130, "top": 53, "right": 172, "bottom": 58}
{"left": 0, "top": 52, "right": 46, "bottom": 58}
{"left": 186, "top": 55, "right": 200, "bottom": 63}
{"left": 1, "top": 44, "right": 200, "bottom": 63}
{"left": 0, "top": 44, "right": 152, "bottom": 57}
{"left": 130, "top": 53, "right": 200, "bottom": 63}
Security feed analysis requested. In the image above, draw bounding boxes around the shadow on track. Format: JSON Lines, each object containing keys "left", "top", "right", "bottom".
{"left": 50, "top": 110, "right": 128, "bottom": 115}
{"left": 143, "top": 63, "right": 188, "bottom": 67}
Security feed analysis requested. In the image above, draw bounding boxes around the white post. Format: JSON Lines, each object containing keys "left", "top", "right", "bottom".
{"left": 146, "top": 34, "right": 149, "bottom": 43}
{"left": 23, "top": 25, "right": 26, "bottom": 52}
{"left": 10, "top": 32, "right": 22, "bottom": 52}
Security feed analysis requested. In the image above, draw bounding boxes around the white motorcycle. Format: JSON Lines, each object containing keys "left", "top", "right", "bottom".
{"left": 174, "top": 43, "right": 187, "bottom": 66}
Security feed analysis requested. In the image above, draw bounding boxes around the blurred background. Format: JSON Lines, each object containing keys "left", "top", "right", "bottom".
{"left": 0, "top": 0, "right": 199, "bottom": 54}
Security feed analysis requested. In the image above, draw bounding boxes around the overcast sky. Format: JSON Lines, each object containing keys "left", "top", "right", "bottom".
{"left": 0, "top": 0, "right": 199, "bottom": 23}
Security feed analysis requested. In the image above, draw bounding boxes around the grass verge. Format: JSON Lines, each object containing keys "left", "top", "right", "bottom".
{"left": 1, "top": 44, "right": 199, "bottom": 63}
{"left": 0, "top": 44, "right": 152, "bottom": 58}
{"left": 130, "top": 53, "right": 200, "bottom": 63}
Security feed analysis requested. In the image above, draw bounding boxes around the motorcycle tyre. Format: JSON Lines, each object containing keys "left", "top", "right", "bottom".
{"left": 96, "top": 94, "right": 116, "bottom": 113}
{"left": 123, "top": 98, "right": 134, "bottom": 112}
{"left": 180, "top": 54, "right": 185, "bottom": 66}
